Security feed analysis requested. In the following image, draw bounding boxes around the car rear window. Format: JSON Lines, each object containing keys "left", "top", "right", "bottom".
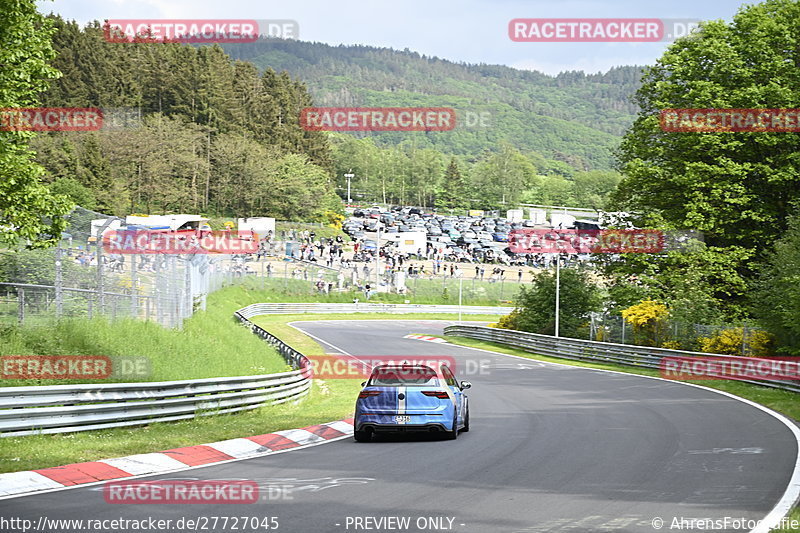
{"left": 368, "top": 366, "right": 440, "bottom": 386}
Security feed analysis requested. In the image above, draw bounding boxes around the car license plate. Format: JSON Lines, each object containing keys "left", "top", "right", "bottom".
{"left": 395, "top": 415, "right": 411, "bottom": 423}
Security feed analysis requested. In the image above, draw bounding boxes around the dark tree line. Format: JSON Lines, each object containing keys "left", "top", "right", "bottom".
{"left": 222, "top": 38, "right": 644, "bottom": 167}
{"left": 33, "top": 17, "right": 340, "bottom": 220}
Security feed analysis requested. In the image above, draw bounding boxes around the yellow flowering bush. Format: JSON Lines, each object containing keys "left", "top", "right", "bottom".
{"left": 621, "top": 300, "right": 670, "bottom": 346}
{"left": 495, "top": 310, "right": 520, "bottom": 330}
{"left": 323, "top": 211, "right": 345, "bottom": 229}
{"left": 621, "top": 300, "right": 669, "bottom": 327}
{"left": 698, "top": 328, "right": 773, "bottom": 357}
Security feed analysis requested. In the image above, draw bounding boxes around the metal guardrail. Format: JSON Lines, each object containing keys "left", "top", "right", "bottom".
{"left": 443, "top": 325, "right": 800, "bottom": 394}
{"left": 0, "top": 314, "right": 312, "bottom": 438}
{"left": 1, "top": 303, "right": 513, "bottom": 437}
{"left": 236, "top": 303, "right": 514, "bottom": 317}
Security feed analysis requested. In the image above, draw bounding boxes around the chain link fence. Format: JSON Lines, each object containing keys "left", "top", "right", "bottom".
{"left": 219, "top": 251, "right": 527, "bottom": 305}
{"left": 0, "top": 207, "right": 240, "bottom": 328}
{"left": 587, "top": 312, "right": 766, "bottom": 355}
{"left": 0, "top": 207, "right": 562, "bottom": 326}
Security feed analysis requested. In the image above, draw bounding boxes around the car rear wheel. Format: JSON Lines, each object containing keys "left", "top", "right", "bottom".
{"left": 354, "top": 429, "right": 372, "bottom": 442}
{"left": 445, "top": 415, "right": 458, "bottom": 440}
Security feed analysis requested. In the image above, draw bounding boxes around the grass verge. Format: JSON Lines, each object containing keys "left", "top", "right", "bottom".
{"left": 0, "top": 286, "right": 492, "bottom": 473}
{"left": 233, "top": 275, "right": 520, "bottom": 307}
{"left": 775, "top": 509, "right": 800, "bottom": 532}
{"left": 0, "top": 321, "right": 360, "bottom": 474}
{"left": 0, "top": 286, "right": 292, "bottom": 386}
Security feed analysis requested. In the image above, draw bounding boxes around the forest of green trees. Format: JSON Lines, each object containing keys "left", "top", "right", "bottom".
{"left": 223, "top": 39, "right": 642, "bottom": 168}
{"left": 32, "top": 17, "right": 625, "bottom": 216}
{"left": 33, "top": 18, "right": 339, "bottom": 219}
{"left": 329, "top": 136, "right": 621, "bottom": 210}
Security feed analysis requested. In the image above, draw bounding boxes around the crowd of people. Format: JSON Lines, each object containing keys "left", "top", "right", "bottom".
{"left": 64, "top": 225, "right": 594, "bottom": 300}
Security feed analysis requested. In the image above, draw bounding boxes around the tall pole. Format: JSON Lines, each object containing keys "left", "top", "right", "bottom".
{"left": 458, "top": 275, "right": 463, "bottom": 323}
{"left": 97, "top": 232, "right": 105, "bottom": 315}
{"left": 54, "top": 245, "right": 63, "bottom": 318}
{"left": 344, "top": 171, "right": 354, "bottom": 204}
{"left": 130, "top": 253, "right": 138, "bottom": 317}
{"left": 375, "top": 224, "right": 380, "bottom": 292}
{"left": 554, "top": 253, "right": 560, "bottom": 338}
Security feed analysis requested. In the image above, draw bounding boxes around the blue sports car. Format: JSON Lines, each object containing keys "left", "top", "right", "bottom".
{"left": 353, "top": 363, "right": 471, "bottom": 442}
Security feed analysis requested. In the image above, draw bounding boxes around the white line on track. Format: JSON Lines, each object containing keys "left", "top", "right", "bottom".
{"left": 445, "top": 339, "right": 800, "bottom": 533}
{"left": 287, "top": 318, "right": 800, "bottom": 532}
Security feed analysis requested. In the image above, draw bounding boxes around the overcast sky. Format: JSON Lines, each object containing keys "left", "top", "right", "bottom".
{"left": 39, "top": 0, "right": 748, "bottom": 75}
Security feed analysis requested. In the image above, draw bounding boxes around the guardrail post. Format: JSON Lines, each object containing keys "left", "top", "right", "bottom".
{"left": 55, "top": 246, "right": 63, "bottom": 318}
{"left": 130, "top": 253, "right": 138, "bottom": 318}
{"left": 184, "top": 256, "right": 192, "bottom": 320}
{"left": 96, "top": 237, "right": 105, "bottom": 315}
{"left": 18, "top": 287, "right": 24, "bottom": 325}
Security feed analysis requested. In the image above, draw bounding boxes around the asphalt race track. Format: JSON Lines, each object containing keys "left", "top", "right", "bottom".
{"left": 1, "top": 320, "right": 797, "bottom": 533}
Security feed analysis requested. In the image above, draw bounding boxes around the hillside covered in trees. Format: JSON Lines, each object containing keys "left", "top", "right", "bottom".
{"left": 223, "top": 39, "right": 643, "bottom": 170}
{"left": 33, "top": 18, "right": 340, "bottom": 220}
{"left": 33, "top": 17, "right": 632, "bottom": 216}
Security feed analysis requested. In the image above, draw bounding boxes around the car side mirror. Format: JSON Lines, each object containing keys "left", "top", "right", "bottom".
{"left": 361, "top": 381, "right": 366, "bottom": 387}
{"left": 460, "top": 381, "right": 472, "bottom": 390}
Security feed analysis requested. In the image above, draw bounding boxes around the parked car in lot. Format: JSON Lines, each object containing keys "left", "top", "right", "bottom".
{"left": 492, "top": 232, "right": 509, "bottom": 242}
{"left": 354, "top": 363, "right": 471, "bottom": 442}
{"left": 427, "top": 226, "right": 442, "bottom": 236}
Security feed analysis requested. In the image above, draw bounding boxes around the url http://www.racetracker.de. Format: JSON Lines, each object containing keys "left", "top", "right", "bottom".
{"left": 0, "top": 515, "right": 280, "bottom": 532}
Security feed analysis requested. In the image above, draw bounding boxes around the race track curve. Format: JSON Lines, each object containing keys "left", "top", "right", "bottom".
{"left": 1, "top": 319, "right": 797, "bottom": 533}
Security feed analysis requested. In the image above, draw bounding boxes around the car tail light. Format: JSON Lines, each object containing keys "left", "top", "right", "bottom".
{"left": 421, "top": 391, "right": 449, "bottom": 399}
{"left": 358, "top": 390, "right": 381, "bottom": 398}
